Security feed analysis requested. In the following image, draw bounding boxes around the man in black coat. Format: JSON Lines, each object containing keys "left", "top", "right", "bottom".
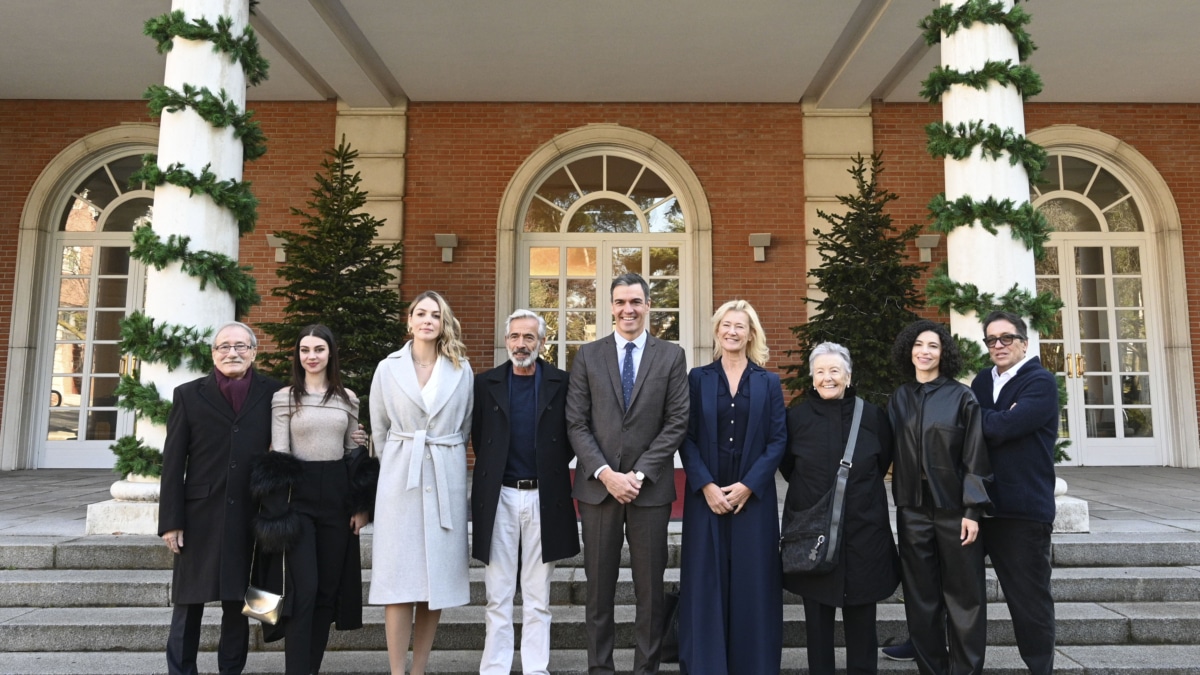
{"left": 971, "top": 310, "right": 1059, "bottom": 675}
{"left": 158, "top": 321, "right": 281, "bottom": 675}
{"left": 471, "top": 309, "right": 579, "bottom": 675}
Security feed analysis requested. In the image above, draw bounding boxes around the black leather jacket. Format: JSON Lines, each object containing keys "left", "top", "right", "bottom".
{"left": 887, "top": 377, "right": 993, "bottom": 522}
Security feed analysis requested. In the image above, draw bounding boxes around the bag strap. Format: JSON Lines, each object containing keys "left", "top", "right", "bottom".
{"left": 823, "top": 397, "right": 864, "bottom": 564}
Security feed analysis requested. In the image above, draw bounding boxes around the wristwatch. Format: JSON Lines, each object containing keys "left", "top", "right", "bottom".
{"left": 634, "top": 471, "right": 645, "bottom": 481}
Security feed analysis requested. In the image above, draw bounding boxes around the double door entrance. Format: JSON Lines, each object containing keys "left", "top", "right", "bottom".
{"left": 1036, "top": 237, "right": 1163, "bottom": 465}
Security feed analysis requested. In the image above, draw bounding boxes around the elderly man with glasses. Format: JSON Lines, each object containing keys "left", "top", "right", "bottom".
{"left": 157, "top": 321, "right": 280, "bottom": 675}
{"left": 970, "top": 310, "right": 1060, "bottom": 675}
{"left": 157, "top": 321, "right": 282, "bottom": 675}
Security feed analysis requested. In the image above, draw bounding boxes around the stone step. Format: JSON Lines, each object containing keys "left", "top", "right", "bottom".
{"left": 6, "top": 531, "right": 1200, "bottom": 571}
{"left": 3, "top": 646, "right": 1200, "bottom": 674}
{"left": 3, "top": 602, "right": 1199, "bottom": 652}
{"left": 7, "top": 565, "right": 1200, "bottom": 608}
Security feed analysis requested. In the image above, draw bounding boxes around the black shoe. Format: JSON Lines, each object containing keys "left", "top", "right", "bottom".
{"left": 881, "top": 639, "right": 916, "bottom": 661}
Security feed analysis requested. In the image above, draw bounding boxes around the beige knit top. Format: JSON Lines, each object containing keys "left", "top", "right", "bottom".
{"left": 270, "top": 388, "right": 360, "bottom": 462}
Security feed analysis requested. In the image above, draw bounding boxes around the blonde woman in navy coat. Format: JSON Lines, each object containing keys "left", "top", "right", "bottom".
{"left": 677, "top": 300, "right": 787, "bottom": 675}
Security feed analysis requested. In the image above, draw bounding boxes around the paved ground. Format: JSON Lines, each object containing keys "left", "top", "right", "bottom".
{"left": 1, "top": 466, "right": 1198, "bottom": 537}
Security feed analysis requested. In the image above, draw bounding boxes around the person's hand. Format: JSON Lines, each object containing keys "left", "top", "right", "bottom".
{"left": 599, "top": 468, "right": 640, "bottom": 504}
{"left": 702, "top": 483, "right": 733, "bottom": 514}
{"left": 961, "top": 517, "right": 979, "bottom": 545}
{"left": 350, "top": 512, "right": 369, "bottom": 535}
{"left": 721, "top": 482, "right": 753, "bottom": 514}
{"left": 351, "top": 424, "right": 368, "bottom": 447}
{"left": 162, "top": 529, "right": 184, "bottom": 554}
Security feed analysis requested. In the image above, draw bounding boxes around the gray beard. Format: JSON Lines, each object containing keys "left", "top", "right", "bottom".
{"left": 509, "top": 351, "right": 536, "bottom": 368}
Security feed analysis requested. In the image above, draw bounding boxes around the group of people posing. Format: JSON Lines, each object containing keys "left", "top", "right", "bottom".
{"left": 158, "top": 272, "right": 1059, "bottom": 675}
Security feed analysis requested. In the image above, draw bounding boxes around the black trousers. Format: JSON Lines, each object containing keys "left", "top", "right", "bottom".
{"left": 166, "top": 601, "right": 248, "bottom": 675}
{"left": 897, "top": 505, "right": 986, "bottom": 675}
{"left": 983, "top": 517, "right": 1055, "bottom": 675}
{"left": 802, "top": 598, "right": 879, "bottom": 675}
{"left": 284, "top": 459, "right": 351, "bottom": 675}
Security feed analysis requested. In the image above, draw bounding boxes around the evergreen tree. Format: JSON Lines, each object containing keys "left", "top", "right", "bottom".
{"left": 785, "top": 153, "right": 923, "bottom": 406}
{"left": 260, "top": 139, "right": 406, "bottom": 430}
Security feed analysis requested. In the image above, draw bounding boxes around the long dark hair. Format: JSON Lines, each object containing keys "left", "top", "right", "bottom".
{"left": 891, "top": 319, "right": 962, "bottom": 380}
{"left": 291, "top": 324, "right": 350, "bottom": 408}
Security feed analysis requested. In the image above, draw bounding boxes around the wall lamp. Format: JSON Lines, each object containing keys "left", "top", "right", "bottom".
{"left": 748, "top": 233, "right": 772, "bottom": 262}
{"left": 435, "top": 233, "right": 459, "bottom": 263}
{"left": 916, "top": 234, "right": 941, "bottom": 263}
{"left": 265, "top": 234, "right": 286, "bottom": 262}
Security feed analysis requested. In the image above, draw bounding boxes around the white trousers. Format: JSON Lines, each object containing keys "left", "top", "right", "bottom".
{"left": 480, "top": 486, "right": 556, "bottom": 675}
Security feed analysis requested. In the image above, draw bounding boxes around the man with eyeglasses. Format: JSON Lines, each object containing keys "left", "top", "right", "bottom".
{"left": 158, "top": 321, "right": 282, "bottom": 675}
{"left": 470, "top": 309, "right": 579, "bottom": 675}
{"left": 969, "top": 310, "right": 1059, "bottom": 675}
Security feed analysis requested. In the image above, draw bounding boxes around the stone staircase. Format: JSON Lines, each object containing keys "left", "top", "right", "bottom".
{"left": 3, "top": 531, "right": 1200, "bottom": 674}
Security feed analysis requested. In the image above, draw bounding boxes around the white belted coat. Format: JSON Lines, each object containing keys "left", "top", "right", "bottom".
{"left": 368, "top": 343, "right": 473, "bottom": 609}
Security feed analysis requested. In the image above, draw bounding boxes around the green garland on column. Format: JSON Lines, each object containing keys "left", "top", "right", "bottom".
{"left": 144, "top": 84, "right": 266, "bottom": 160}
{"left": 110, "top": 3, "right": 269, "bottom": 472}
{"left": 131, "top": 156, "right": 259, "bottom": 234}
{"left": 919, "top": 0, "right": 1069, "bottom": 460}
{"left": 926, "top": 120, "right": 1047, "bottom": 176}
{"left": 919, "top": 0, "right": 1057, "bottom": 325}
{"left": 144, "top": 10, "right": 269, "bottom": 86}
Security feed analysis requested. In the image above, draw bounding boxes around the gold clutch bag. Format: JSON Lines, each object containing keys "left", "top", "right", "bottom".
{"left": 241, "top": 539, "right": 286, "bottom": 625}
{"left": 242, "top": 584, "right": 284, "bottom": 625}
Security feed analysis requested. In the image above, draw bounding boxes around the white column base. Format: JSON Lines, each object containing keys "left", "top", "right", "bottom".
{"left": 1052, "top": 496, "right": 1089, "bottom": 533}
{"left": 85, "top": 500, "right": 159, "bottom": 536}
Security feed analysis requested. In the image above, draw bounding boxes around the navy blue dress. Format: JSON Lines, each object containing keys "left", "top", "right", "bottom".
{"left": 678, "top": 359, "right": 786, "bottom": 675}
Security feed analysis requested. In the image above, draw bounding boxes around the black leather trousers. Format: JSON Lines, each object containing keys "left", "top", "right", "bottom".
{"left": 897, "top": 504, "right": 987, "bottom": 675}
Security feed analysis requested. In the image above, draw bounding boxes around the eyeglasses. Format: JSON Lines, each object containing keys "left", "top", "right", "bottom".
{"left": 983, "top": 334, "right": 1026, "bottom": 348}
{"left": 213, "top": 343, "right": 254, "bottom": 354}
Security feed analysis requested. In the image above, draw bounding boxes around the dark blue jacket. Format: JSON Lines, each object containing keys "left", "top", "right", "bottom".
{"left": 677, "top": 359, "right": 786, "bottom": 675}
{"left": 970, "top": 356, "right": 1059, "bottom": 523}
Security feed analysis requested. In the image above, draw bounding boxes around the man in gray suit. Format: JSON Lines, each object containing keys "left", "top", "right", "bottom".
{"left": 567, "top": 272, "right": 690, "bottom": 675}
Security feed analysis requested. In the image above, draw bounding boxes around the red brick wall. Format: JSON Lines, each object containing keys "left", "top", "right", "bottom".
{"left": 0, "top": 99, "right": 337, "bottom": 412}
{"left": 873, "top": 101, "right": 1200, "bottom": 418}
{"left": 402, "top": 103, "right": 810, "bottom": 377}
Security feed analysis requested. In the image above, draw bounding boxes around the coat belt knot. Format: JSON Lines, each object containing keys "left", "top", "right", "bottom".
{"left": 389, "top": 428, "right": 463, "bottom": 530}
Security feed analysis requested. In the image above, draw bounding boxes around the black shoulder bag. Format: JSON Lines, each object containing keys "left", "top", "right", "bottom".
{"left": 780, "top": 396, "right": 864, "bottom": 575}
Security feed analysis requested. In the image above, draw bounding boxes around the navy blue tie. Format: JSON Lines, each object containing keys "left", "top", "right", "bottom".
{"left": 622, "top": 342, "right": 636, "bottom": 411}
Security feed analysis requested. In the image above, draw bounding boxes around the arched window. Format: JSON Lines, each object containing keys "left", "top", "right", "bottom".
{"left": 44, "top": 155, "right": 151, "bottom": 466}
{"left": 1032, "top": 152, "right": 1161, "bottom": 465}
{"left": 519, "top": 151, "right": 689, "bottom": 369}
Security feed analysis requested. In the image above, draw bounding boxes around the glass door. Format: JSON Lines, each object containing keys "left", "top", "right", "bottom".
{"left": 1036, "top": 239, "right": 1163, "bottom": 465}
{"left": 523, "top": 239, "right": 686, "bottom": 371}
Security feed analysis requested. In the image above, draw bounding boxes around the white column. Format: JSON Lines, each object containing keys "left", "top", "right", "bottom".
{"left": 941, "top": 0, "right": 1038, "bottom": 349}
{"left": 139, "top": 0, "right": 249, "bottom": 449}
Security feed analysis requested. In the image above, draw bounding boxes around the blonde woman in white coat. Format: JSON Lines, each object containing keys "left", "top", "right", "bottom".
{"left": 369, "top": 291, "right": 473, "bottom": 675}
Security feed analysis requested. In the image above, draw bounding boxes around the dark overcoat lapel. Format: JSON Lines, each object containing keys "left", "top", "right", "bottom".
{"left": 159, "top": 369, "right": 282, "bottom": 604}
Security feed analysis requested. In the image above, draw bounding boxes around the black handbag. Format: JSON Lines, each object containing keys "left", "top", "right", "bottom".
{"left": 780, "top": 397, "right": 864, "bottom": 575}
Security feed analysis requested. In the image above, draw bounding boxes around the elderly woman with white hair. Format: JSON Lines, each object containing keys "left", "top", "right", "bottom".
{"left": 780, "top": 342, "right": 899, "bottom": 675}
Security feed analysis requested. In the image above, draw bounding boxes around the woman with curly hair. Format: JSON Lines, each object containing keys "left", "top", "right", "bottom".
{"left": 369, "top": 291, "right": 474, "bottom": 675}
{"left": 887, "top": 320, "right": 992, "bottom": 675}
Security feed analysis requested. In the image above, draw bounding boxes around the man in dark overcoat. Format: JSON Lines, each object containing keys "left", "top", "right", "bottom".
{"left": 566, "top": 273, "right": 690, "bottom": 675}
{"left": 471, "top": 309, "right": 580, "bottom": 675}
{"left": 158, "top": 321, "right": 281, "bottom": 675}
